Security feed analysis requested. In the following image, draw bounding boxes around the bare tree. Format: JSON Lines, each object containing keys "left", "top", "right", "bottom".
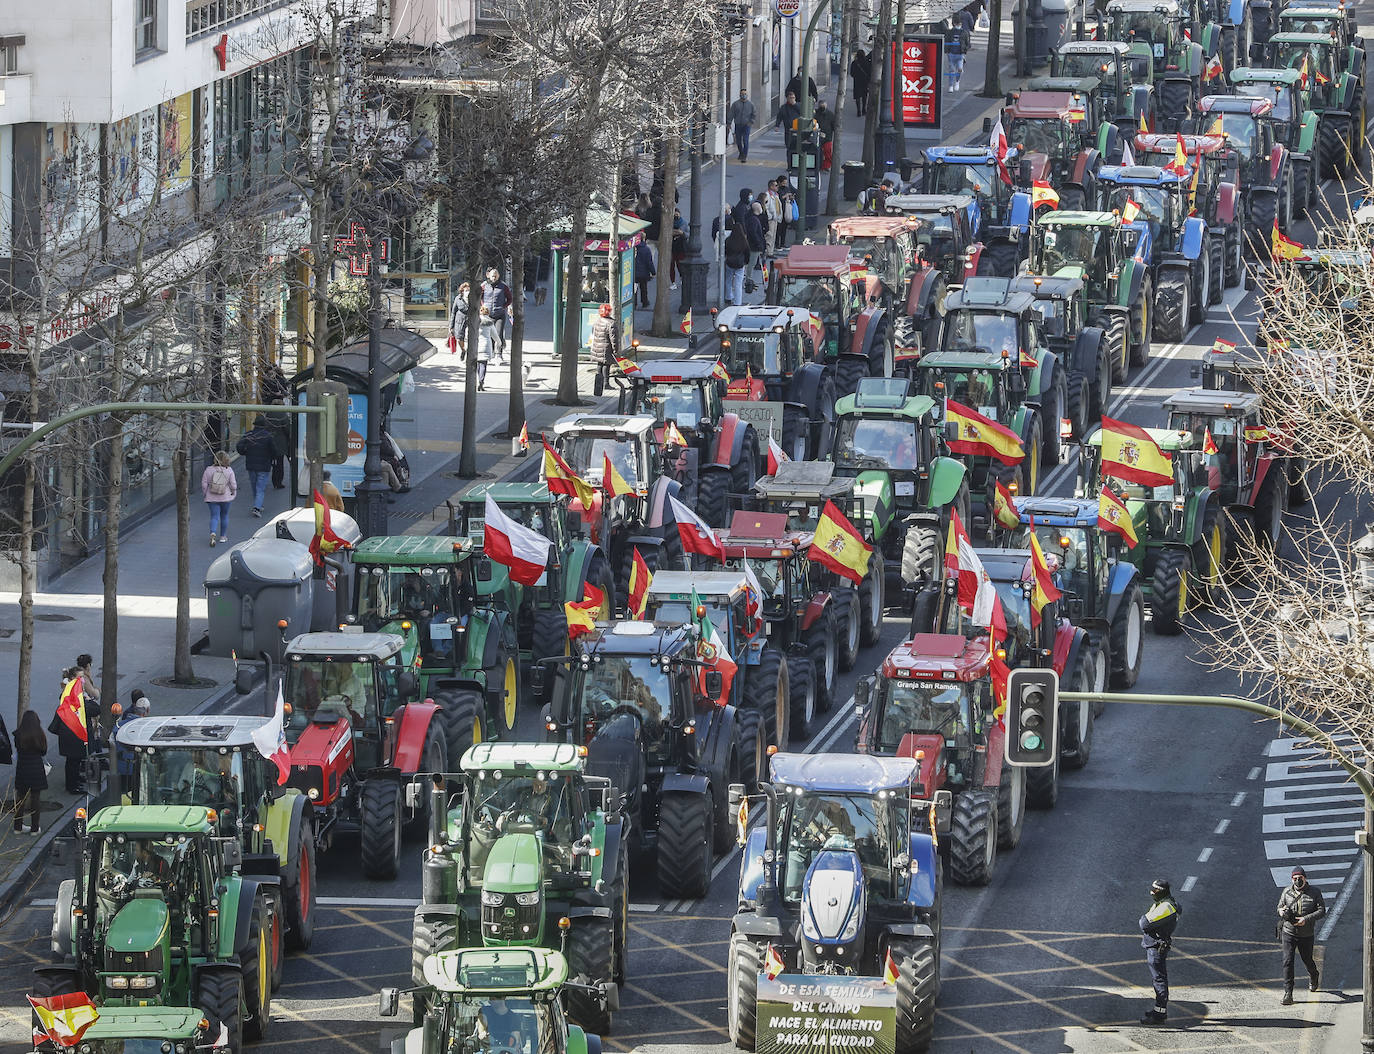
{"left": 827, "top": 0, "right": 858, "bottom": 215}
{"left": 983, "top": 0, "right": 1005, "bottom": 98}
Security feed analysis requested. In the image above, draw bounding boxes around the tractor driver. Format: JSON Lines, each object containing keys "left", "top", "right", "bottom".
{"left": 784, "top": 797, "right": 860, "bottom": 898}
{"left": 400, "top": 573, "right": 434, "bottom": 616}
{"left": 476, "top": 998, "right": 528, "bottom": 1054}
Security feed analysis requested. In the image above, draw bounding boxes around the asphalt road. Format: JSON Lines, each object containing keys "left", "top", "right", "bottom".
{"left": 5, "top": 132, "right": 1373, "bottom": 1054}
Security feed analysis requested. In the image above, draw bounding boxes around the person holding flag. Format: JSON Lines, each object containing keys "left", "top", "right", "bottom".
{"left": 50, "top": 668, "right": 94, "bottom": 795}
{"left": 308, "top": 489, "right": 351, "bottom": 565}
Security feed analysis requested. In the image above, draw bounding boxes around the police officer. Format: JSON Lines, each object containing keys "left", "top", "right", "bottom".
{"left": 1277, "top": 865, "right": 1325, "bottom": 1004}
{"left": 1139, "top": 878, "right": 1181, "bottom": 1025}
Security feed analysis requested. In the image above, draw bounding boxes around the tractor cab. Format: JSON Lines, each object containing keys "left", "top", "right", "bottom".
{"left": 1002, "top": 501, "right": 1113, "bottom": 622}
{"left": 1227, "top": 68, "right": 1308, "bottom": 130}
{"left": 1030, "top": 212, "right": 1142, "bottom": 298}
{"left": 856, "top": 633, "right": 993, "bottom": 758}
{"left": 615, "top": 359, "right": 723, "bottom": 438}
{"left": 752, "top": 461, "right": 865, "bottom": 532}
{"left": 1106, "top": 0, "right": 1199, "bottom": 84}
{"left": 718, "top": 511, "right": 816, "bottom": 623}
{"left": 1270, "top": 33, "right": 1345, "bottom": 109}
{"left": 921, "top": 146, "right": 1025, "bottom": 226}
{"left": 1009, "top": 274, "right": 1088, "bottom": 351}
{"left": 353, "top": 536, "right": 488, "bottom": 664}
{"left": 827, "top": 216, "right": 919, "bottom": 302}
{"left": 1080, "top": 426, "right": 1200, "bottom": 537}
{"left": 642, "top": 571, "right": 755, "bottom": 657}
{"left": 713, "top": 305, "right": 824, "bottom": 394}
{"left": 1164, "top": 388, "right": 1270, "bottom": 503}
{"left": 1135, "top": 131, "right": 1239, "bottom": 203}
{"left": 1096, "top": 166, "right": 1193, "bottom": 258}
{"left": 1050, "top": 40, "right": 1151, "bottom": 133}
{"left": 881, "top": 194, "right": 984, "bottom": 286}
{"left": 1003, "top": 89, "right": 1110, "bottom": 187}
{"left": 832, "top": 380, "right": 941, "bottom": 475}
{"left": 1193, "top": 96, "right": 1280, "bottom": 180}
{"left": 767, "top": 246, "right": 859, "bottom": 357}
{"left": 930, "top": 548, "right": 1055, "bottom": 664}
{"left": 550, "top": 415, "right": 657, "bottom": 498}
{"left": 1277, "top": 6, "right": 1360, "bottom": 53}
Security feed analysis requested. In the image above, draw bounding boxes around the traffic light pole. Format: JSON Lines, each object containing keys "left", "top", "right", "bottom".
{"left": 1063, "top": 689, "right": 1374, "bottom": 1052}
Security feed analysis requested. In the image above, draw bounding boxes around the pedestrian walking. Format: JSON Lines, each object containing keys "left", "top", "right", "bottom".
{"left": 728, "top": 89, "right": 757, "bottom": 162}
{"left": 474, "top": 306, "right": 496, "bottom": 390}
{"left": 1277, "top": 865, "right": 1326, "bottom": 1004}
{"left": 643, "top": 195, "right": 663, "bottom": 267}
{"left": 634, "top": 242, "right": 656, "bottom": 308}
{"left": 670, "top": 209, "right": 686, "bottom": 287}
{"left": 320, "top": 470, "right": 345, "bottom": 512}
{"left": 261, "top": 360, "right": 289, "bottom": 405}
{"left": 776, "top": 91, "right": 802, "bottom": 157}
{"left": 235, "top": 416, "right": 275, "bottom": 517}
{"left": 815, "top": 100, "right": 836, "bottom": 171}
{"left": 724, "top": 222, "right": 752, "bottom": 305}
{"left": 1139, "top": 878, "right": 1181, "bottom": 1025}
{"left": 264, "top": 403, "right": 291, "bottom": 490}
{"left": 12, "top": 711, "right": 47, "bottom": 835}
{"left": 112, "top": 689, "right": 151, "bottom": 782}
{"left": 481, "top": 267, "right": 513, "bottom": 364}
{"left": 201, "top": 451, "right": 237, "bottom": 547}
{"left": 785, "top": 73, "right": 818, "bottom": 103}
{"left": 775, "top": 175, "right": 797, "bottom": 250}
{"left": 449, "top": 281, "right": 471, "bottom": 355}
{"left": 589, "top": 303, "right": 617, "bottom": 397}
{"left": 850, "top": 50, "right": 872, "bottom": 115}
{"left": 946, "top": 8, "right": 974, "bottom": 91}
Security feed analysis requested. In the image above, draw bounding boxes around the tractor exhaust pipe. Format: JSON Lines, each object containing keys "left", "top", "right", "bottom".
{"left": 428, "top": 773, "right": 446, "bottom": 847}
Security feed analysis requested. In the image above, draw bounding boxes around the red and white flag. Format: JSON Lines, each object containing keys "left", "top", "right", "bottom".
{"left": 251, "top": 684, "right": 291, "bottom": 786}
{"left": 955, "top": 528, "right": 998, "bottom": 628}
{"left": 483, "top": 494, "right": 552, "bottom": 586}
{"left": 742, "top": 555, "right": 764, "bottom": 619}
{"left": 669, "top": 494, "right": 726, "bottom": 563}
{"left": 990, "top": 117, "right": 1012, "bottom": 186}
{"left": 766, "top": 433, "right": 789, "bottom": 476}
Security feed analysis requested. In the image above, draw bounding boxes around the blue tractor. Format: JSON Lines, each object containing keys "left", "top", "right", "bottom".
{"left": 920, "top": 145, "right": 1034, "bottom": 276}
{"left": 726, "top": 752, "right": 943, "bottom": 1053}
{"left": 1095, "top": 164, "right": 1212, "bottom": 341}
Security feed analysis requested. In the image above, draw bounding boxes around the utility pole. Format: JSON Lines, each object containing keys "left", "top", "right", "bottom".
{"left": 680, "top": 106, "right": 711, "bottom": 314}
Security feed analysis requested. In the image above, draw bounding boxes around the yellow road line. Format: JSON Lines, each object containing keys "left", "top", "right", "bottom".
{"left": 623, "top": 982, "right": 730, "bottom": 1035}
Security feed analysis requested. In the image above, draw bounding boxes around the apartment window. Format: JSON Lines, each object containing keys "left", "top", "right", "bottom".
{"left": 185, "top": 0, "right": 292, "bottom": 41}
{"left": 136, "top": 0, "right": 165, "bottom": 57}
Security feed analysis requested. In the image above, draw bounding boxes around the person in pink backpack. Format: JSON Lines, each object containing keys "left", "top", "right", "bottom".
{"left": 201, "top": 450, "right": 238, "bottom": 547}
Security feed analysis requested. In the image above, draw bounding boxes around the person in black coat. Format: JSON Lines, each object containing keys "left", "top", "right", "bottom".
{"left": 50, "top": 667, "right": 100, "bottom": 795}
{"left": 235, "top": 417, "right": 277, "bottom": 517}
{"left": 851, "top": 49, "right": 872, "bottom": 115}
{"left": 13, "top": 710, "right": 47, "bottom": 834}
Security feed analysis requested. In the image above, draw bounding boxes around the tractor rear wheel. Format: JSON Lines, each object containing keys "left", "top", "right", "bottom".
{"left": 1291, "top": 158, "right": 1311, "bottom": 220}
{"left": 834, "top": 355, "right": 870, "bottom": 398}
{"left": 859, "top": 551, "right": 885, "bottom": 646}
{"left": 697, "top": 467, "right": 731, "bottom": 529}
{"left": 978, "top": 239, "right": 1020, "bottom": 278}
{"left": 1318, "top": 116, "right": 1346, "bottom": 179}
{"left": 1253, "top": 468, "right": 1289, "bottom": 554}
{"left": 486, "top": 652, "right": 520, "bottom": 735}
{"left": 1027, "top": 744, "right": 1060, "bottom": 810}
{"left": 566, "top": 918, "right": 616, "bottom": 1035}
{"left": 531, "top": 608, "right": 571, "bottom": 700}
{"left": 1249, "top": 190, "right": 1278, "bottom": 256}
{"left": 1109, "top": 584, "right": 1145, "bottom": 689}
{"left": 727, "top": 934, "right": 762, "bottom": 1050}
{"left": 738, "top": 710, "right": 767, "bottom": 792}
{"left": 1066, "top": 372, "right": 1090, "bottom": 441}
{"left": 1224, "top": 221, "right": 1243, "bottom": 288}
{"left": 240, "top": 895, "right": 272, "bottom": 1041}
{"left": 1158, "top": 79, "right": 1192, "bottom": 131}
{"left": 197, "top": 968, "right": 246, "bottom": 1054}
{"left": 1040, "top": 367, "right": 1066, "bottom": 466}
{"left": 900, "top": 522, "right": 941, "bottom": 589}
{"left": 1151, "top": 548, "right": 1191, "bottom": 636}
{"left": 360, "top": 778, "right": 404, "bottom": 880}
{"left": 1101, "top": 312, "right": 1129, "bottom": 385}
{"left": 610, "top": 849, "right": 630, "bottom": 985}
{"left": 781, "top": 406, "right": 809, "bottom": 463}
{"left": 434, "top": 688, "right": 486, "bottom": 770}
{"left": 1155, "top": 269, "right": 1190, "bottom": 344}
{"left": 1207, "top": 235, "right": 1224, "bottom": 305}
{"left": 733, "top": 428, "right": 760, "bottom": 498}
{"left": 404, "top": 729, "right": 448, "bottom": 838}
{"left": 910, "top": 585, "right": 940, "bottom": 636}
{"left": 948, "top": 789, "right": 997, "bottom": 886}
{"left": 806, "top": 606, "right": 839, "bottom": 713}
{"left": 657, "top": 791, "right": 714, "bottom": 899}
{"left": 747, "top": 644, "right": 790, "bottom": 749}
{"left": 713, "top": 747, "right": 741, "bottom": 854}
{"left": 891, "top": 937, "right": 939, "bottom": 1054}
{"left": 786, "top": 653, "right": 816, "bottom": 741}
{"left": 1190, "top": 249, "right": 1211, "bottom": 325}
{"left": 282, "top": 811, "right": 317, "bottom": 951}
{"left": 1130, "top": 278, "right": 1153, "bottom": 367}
{"left": 996, "top": 761, "right": 1026, "bottom": 851}
{"left": 832, "top": 588, "right": 861, "bottom": 671}
{"left": 1058, "top": 185, "right": 1086, "bottom": 211}
{"left": 1194, "top": 501, "right": 1227, "bottom": 606}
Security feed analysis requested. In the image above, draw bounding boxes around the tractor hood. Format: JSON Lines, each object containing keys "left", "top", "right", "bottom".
{"left": 482, "top": 833, "right": 543, "bottom": 894}
{"left": 288, "top": 713, "right": 353, "bottom": 772}
{"left": 854, "top": 471, "right": 898, "bottom": 514}
{"left": 1020, "top": 152, "right": 1053, "bottom": 182}
{"left": 801, "top": 846, "right": 866, "bottom": 945}
{"left": 106, "top": 897, "right": 170, "bottom": 955}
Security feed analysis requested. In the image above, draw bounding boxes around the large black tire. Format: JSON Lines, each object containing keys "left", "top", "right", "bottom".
{"left": 610, "top": 848, "right": 630, "bottom": 985}
{"left": 530, "top": 608, "right": 570, "bottom": 702}
{"left": 660, "top": 517, "right": 684, "bottom": 570}
{"left": 697, "top": 467, "right": 731, "bottom": 529}
{"left": 900, "top": 522, "right": 941, "bottom": 588}
{"left": 1318, "top": 116, "right": 1347, "bottom": 180}
{"left": 1101, "top": 312, "right": 1129, "bottom": 385}
{"left": 996, "top": 761, "right": 1026, "bottom": 851}
{"left": 198, "top": 969, "right": 245, "bottom": 1054}
{"left": 737, "top": 709, "right": 767, "bottom": 791}
{"left": 1150, "top": 547, "right": 1191, "bottom": 636}
{"left": 713, "top": 747, "right": 739, "bottom": 853}
{"left": 1154, "top": 269, "right": 1190, "bottom": 344}
{"left": 833, "top": 587, "right": 861, "bottom": 671}
{"left": 786, "top": 653, "right": 816, "bottom": 741}
{"left": 1158, "top": 78, "right": 1192, "bottom": 131}
{"left": 1018, "top": 416, "right": 1042, "bottom": 496}
{"left": 1253, "top": 467, "right": 1289, "bottom": 554}
{"left": 240, "top": 896, "right": 272, "bottom": 1041}
{"left": 565, "top": 919, "right": 616, "bottom": 1035}
{"left": 360, "top": 778, "right": 404, "bottom": 880}
{"left": 727, "top": 934, "right": 761, "bottom": 1050}
{"left": 891, "top": 937, "right": 939, "bottom": 1054}
{"left": 1129, "top": 277, "right": 1152, "bottom": 368}
{"left": 1289, "top": 458, "right": 1310, "bottom": 506}
{"left": 1224, "top": 220, "right": 1243, "bottom": 288}
{"left": 947, "top": 789, "right": 997, "bottom": 886}
{"left": 30, "top": 970, "right": 78, "bottom": 1038}
{"left": 282, "top": 811, "right": 317, "bottom": 951}
{"left": 910, "top": 585, "right": 939, "bottom": 636}
{"left": 1189, "top": 249, "right": 1210, "bottom": 325}
{"left": 486, "top": 652, "right": 521, "bottom": 735}
{"left": 1060, "top": 642, "right": 1097, "bottom": 771}
{"left": 1192, "top": 499, "right": 1226, "bottom": 607}
{"left": 1291, "top": 158, "right": 1311, "bottom": 221}
{"left": 404, "top": 728, "right": 448, "bottom": 838}
{"left": 411, "top": 905, "right": 460, "bottom": 987}
{"left": 1109, "top": 584, "right": 1145, "bottom": 689}
{"left": 1207, "top": 234, "right": 1224, "bottom": 306}
{"left": 746, "top": 644, "right": 790, "bottom": 748}
{"left": 1249, "top": 189, "right": 1278, "bottom": 258}
{"left": 657, "top": 792, "right": 714, "bottom": 898}
{"left": 733, "top": 428, "right": 760, "bottom": 498}
{"left": 806, "top": 606, "right": 839, "bottom": 713}
{"left": 1058, "top": 185, "right": 1086, "bottom": 211}
{"left": 859, "top": 551, "right": 885, "bottom": 646}
{"left": 781, "top": 406, "right": 808, "bottom": 463}
{"left": 1026, "top": 743, "right": 1060, "bottom": 810}
{"left": 434, "top": 688, "right": 486, "bottom": 772}
{"left": 834, "top": 355, "right": 870, "bottom": 397}
{"left": 978, "top": 239, "right": 1020, "bottom": 277}
{"left": 1039, "top": 368, "right": 1065, "bottom": 466}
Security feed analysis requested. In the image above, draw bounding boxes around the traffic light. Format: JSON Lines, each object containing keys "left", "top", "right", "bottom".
{"left": 1004, "top": 668, "right": 1059, "bottom": 767}
{"left": 304, "top": 379, "right": 349, "bottom": 464}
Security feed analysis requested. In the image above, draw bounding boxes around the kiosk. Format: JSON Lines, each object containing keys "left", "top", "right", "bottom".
{"left": 550, "top": 208, "right": 649, "bottom": 357}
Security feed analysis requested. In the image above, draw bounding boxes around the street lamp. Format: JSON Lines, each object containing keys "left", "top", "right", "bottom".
{"left": 679, "top": 107, "right": 711, "bottom": 315}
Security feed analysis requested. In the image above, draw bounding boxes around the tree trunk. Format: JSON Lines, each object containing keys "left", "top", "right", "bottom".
{"left": 651, "top": 132, "right": 682, "bottom": 338}
{"left": 99, "top": 410, "right": 125, "bottom": 728}
{"left": 507, "top": 236, "right": 529, "bottom": 436}
{"left": 172, "top": 418, "right": 195, "bottom": 683}
{"left": 458, "top": 274, "right": 485, "bottom": 478}
{"left": 556, "top": 201, "right": 590, "bottom": 405}
{"left": 16, "top": 457, "right": 35, "bottom": 724}
{"left": 863, "top": 0, "right": 892, "bottom": 179}
{"left": 827, "top": 0, "right": 856, "bottom": 215}
{"left": 983, "top": 0, "right": 1004, "bottom": 97}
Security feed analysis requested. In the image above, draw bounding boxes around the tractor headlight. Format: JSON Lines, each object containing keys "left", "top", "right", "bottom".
{"left": 481, "top": 889, "right": 505, "bottom": 907}
{"left": 514, "top": 891, "right": 541, "bottom": 907}
{"left": 129, "top": 975, "right": 158, "bottom": 990}
{"left": 307, "top": 787, "right": 319, "bottom": 800}
{"left": 839, "top": 909, "right": 861, "bottom": 942}
{"left": 107, "top": 975, "right": 129, "bottom": 989}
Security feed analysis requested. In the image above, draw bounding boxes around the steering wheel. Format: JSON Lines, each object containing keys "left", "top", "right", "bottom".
{"left": 601, "top": 704, "right": 643, "bottom": 723}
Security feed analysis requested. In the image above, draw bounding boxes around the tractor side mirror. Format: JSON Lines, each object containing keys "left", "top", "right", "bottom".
{"left": 219, "top": 838, "right": 242, "bottom": 871}
{"left": 704, "top": 670, "right": 724, "bottom": 699}
{"left": 982, "top": 116, "right": 993, "bottom": 134}
{"left": 1007, "top": 370, "right": 1027, "bottom": 395}
{"left": 1062, "top": 594, "right": 1085, "bottom": 622}
{"left": 854, "top": 676, "right": 872, "bottom": 715}
{"left": 476, "top": 556, "right": 494, "bottom": 582}
{"left": 728, "top": 783, "right": 745, "bottom": 807}
{"left": 397, "top": 671, "right": 419, "bottom": 699}
{"left": 379, "top": 987, "right": 401, "bottom": 1017}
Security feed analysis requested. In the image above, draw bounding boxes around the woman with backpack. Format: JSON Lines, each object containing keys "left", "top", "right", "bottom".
{"left": 201, "top": 450, "right": 238, "bottom": 547}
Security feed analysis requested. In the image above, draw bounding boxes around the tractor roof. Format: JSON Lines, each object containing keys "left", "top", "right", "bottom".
{"left": 769, "top": 751, "right": 920, "bottom": 794}
{"left": 80, "top": 1007, "right": 207, "bottom": 1041}
{"left": 945, "top": 276, "right": 1039, "bottom": 313}
{"left": 772, "top": 244, "right": 852, "bottom": 276}
{"left": 88, "top": 805, "right": 215, "bottom": 836}
{"left": 647, "top": 570, "right": 749, "bottom": 601}
{"left": 924, "top": 146, "right": 1000, "bottom": 163}
{"left": 1087, "top": 424, "right": 1196, "bottom": 451}
{"left": 1279, "top": 5, "right": 1346, "bottom": 15}
{"left": 714, "top": 304, "right": 805, "bottom": 330}
{"left": 1163, "top": 388, "right": 1264, "bottom": 414}
{"left": 835, "top": 381, "right": 937, "bottom": 418}
{"left": 1199, "top": 94, "right": 1276, "bottom": 117}
{"left": 829, "top": 216, "right": 912, "bottom": 238}
{"left": 1230, "top": 66, "right": 1304, "bottom": 87}
{"left": 1028, "top": 75, "right": 1104, "bottom": 96}
{"left": 1292, "top": 249, "right": 1372, "bottom": 267}
{"left": 1057, "top": 39, "right": 1133, "bottom": 56}
{"left": 719, "top": 511, "right": 813, "bottom": 554}
{"left": 551, "top": 413, "right": 657, "bottom": 437}
{"left": 917, "top": 348, "right": 1016, "bottom": 370}
{"left": 285, "top": 631, "right": 405, "bottom": 660}
{"left": 460, "top": 742, "right": 585, "bottom": 773}
{"left": 458, "top": 482, "right": 552, "bottom": 506}
{"left": 1097, "top": 164, "right": 1188, "bottom": 186}
{"left": 882, "top": 633, "right": 992, "bottom": 681}
{"left": 1010, "top": 274, "right": 1086, "bottom": 300}
{"left": 1107, "top": 0, "right": 1182, "bottom": 12}
{"left": 1036, "top": 209, "right": 1120, "bottom": 228}
{"left": 578, "top": 619, "right": 693, "bottom": 655}
{"left": 978, "top": 547, "right": 1039, "bottom": 584}
{"left": 1006, "top": 90, "right": 1087, "bottom": 119}
{"left": 1271, "top": 30, "right": 1337, "bottom": 44}
{"left": 422, "top": 947, "right": 570, "bottom": 995}
{"left": 636, "top": 359, "right": 720, "bottom": 382}
{"left": 116, "top": 715, "right": 270, "bottom": 750}
{"left": 754, "top": 460, "right": 857, "bottom": 501}
{"left": 1135, "top": 133, "right": 1228, "bottom": 156}
{"left": 354, "top": 535, "right": 471, "bottom": 564}
{"left": 884, "top": 192, "right": 977, "bottom": 216}
{"left": 1013, "top": 496, "right": 1100, "bottom": 527}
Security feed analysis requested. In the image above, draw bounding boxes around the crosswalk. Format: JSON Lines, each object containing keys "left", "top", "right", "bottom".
{"left": 1262, "top": 734, "right": 1365, "bottom": 891}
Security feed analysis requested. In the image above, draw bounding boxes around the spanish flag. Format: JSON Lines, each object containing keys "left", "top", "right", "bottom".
{"left": 1202, "top": 427, "right": 1219, "bottom": 456}
{"left": 603, "top": 453, "right": 633, "bottom": 499}
{"left": 308, "top": 489, "right": 351, "bottom": 566}
{"left": 565, "top": 582, "right": 606, "bottom": 640}
{"left": 946, "top": 400, "right": 1026, "bottom": 466}
{"left": 764, "top": 943, "right": 785, "bottom": 980}
{"left": 945, "top": 508, "right": 971, "bottom": 574}
{"left": 1032, "top": 180, "right": 1060, "bottom": 209}
{"left": 1028, "top": 527, "right": 1063, "bottom": 627}
{"left": 627, "top": 547, "right": 652, "bottom": 619}
{"left": 614, "top": 351, "right": 640, "bottom": 375}
{"left": 543, "top": 440, "right": 596, "bottom": 508}
{"left": 1272, "top": 222, "right": 1307, "bottom": 262}
{"left": 1096, "top": 485, "right": 1138, "bottom": 549}
{"left": 1122, "top": 198, "right": 1141, "bottom": 224}
{"left": 991, "top": 651, "right": 1011, "bottom": 714}
{"left": 1210, "top": 337, "right": 1235, "bottom": 355}
{"left": 1099, "top": 415, "right": 1173, "bottom": 487}
{"left": 883, "top": 949, "right": 900, "bottom": 986}
{"left": 712, "top": 360, "right": 731, "bottom": 382}
{"left": 680, "top": 310, "right": 692, "bottom": 336}
{"left": 1139, "top": 111, "right": 1149, "bottom": 134}
{"left": 664, "top": 420, "right": 688, "bottom": 448}
{"left": 993, "top": 479, "right": 1021, "bottom": 530}
{"left": 1315, "top": 68, "right": 1330, "bottom": 86}
{"left": 1165, "top": 133, "right": 1189, "bottom": 176}
{"left": 1206, "top": 114, "right": 1225, "bottom": 136}
{"left": 518, "top": 421, "right": 529, "bottom": 450}
{"left": 29, "top": 992, "right": 99, "bottom": 1047}
{"left": 1244, "top": 425, "right": 1271, "bottom": 443}
{"left": 736, "top": 795, "right": 750, "bottom": 845}
{"left": 1298, "top": 54, "right": 1310, "bottom": 89}
{"left": 56, "top": 676, "right": 88, "bottom": 743}
{"left": 808, "top": 499, "right": 873, "bottom": 584}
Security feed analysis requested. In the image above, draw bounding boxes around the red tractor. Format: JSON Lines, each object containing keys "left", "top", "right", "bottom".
{"left": 281, "top": 630, "right": 448, "bottom": 880}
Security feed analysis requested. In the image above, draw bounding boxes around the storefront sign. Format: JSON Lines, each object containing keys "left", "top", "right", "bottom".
{"left": 755, "top": 973, "right": 896, "bottom": 1054}
{"left": 775, "top": 0, "right": 802, "bottom": 17}
{"left": 892, "top": 37, "right": 943, "bottom": 134}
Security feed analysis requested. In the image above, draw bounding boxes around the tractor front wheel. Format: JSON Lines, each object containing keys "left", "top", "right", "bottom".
{"left": 1027, "top": 744, "right": 1061, "bottom": 810}
{"left": 806, "top": 606, "right": 839, "bottom": 713}
{"left": 565, "top": 919, "right": 616, "bottom": 1035}
{"left": 1130, "top": 278, "right": 1153, "bottom": 368}
{"left": 1155, "top": 269, "right": 1190, "bottom": 344}
{"left": 360, "top": 778, "right": 404, "bottom": 880}
{"left": 834, "top": 355, "right": 870, "bottom": 398}
{"left": 859, "top": 550, "right": 886, "bottom": 645}
{"left": 197, "top": 969, "right": 246, "bottom": 1054}
{"left": 1195, "top": 501, "right": 1227, "bottom": 606}
{"left": 403, "top": 728, "right": 448, "bottom": 838}
{"left": 727, "top": 934, "right": 762, "bottom": 1050}
{"left": 996, "top": 761, "right": 1026, "bottom": 851}
{"left": 1207, "top": 234, "right": 1225, "bottom": 306}
{"left": 1291, "top": 158, "right": 1311, "bottom": 220}
{"left": 1224, "top": 220, "right": 1243, "bottom": 288}
{"left": 948, "top": 789, "right": 997, "bottom": 886}
{"left": 891, "top": 937, "right": 939, "bottom": 1054}
{"left": 832, "top": 587, "right": 861, "bottom": 671}
{"left": 240, "top": 895, "right": 273, "bottom": 1041}
{"left": 1253, "top": 468, "right": 1289, "bottom": 555}
{"left": 785, "top": 653, "right": 816, "bottom": 742}
{"left": 1061, "top": 641, "right": 1100, "bottom": 771}
{"left": 697, "top": 468, "right": 731, "bottom": 529}
{"left": 282, "top": 811, "right": 317, "bottom": 951}
{"left": 900, "top": 522, "right": 941, "bottom": 589}
{"left": 657, "top": 791, "right": 714, "bottom": 899}
{"left": 1109, "top": 584, "right": 1145, "bottom": 689}
{"left": 1151, "top": 548, "right": 1192, "bottom": 636}
{"left": 747, "top": 644, "right": 790, "bottom": 749}
{"left": 738, "top": 710, "right": 768, "bottom": 792}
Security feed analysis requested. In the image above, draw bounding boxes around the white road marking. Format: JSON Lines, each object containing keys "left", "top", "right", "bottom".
{"left": 630, "top": 903, "right": 662, "bottom": 914}
{"left": 317, "top": 896, "right": 420, "bottom": 908}
{"left": 1231, "top": 792, "right": 1246, "bottom": 807}
{"left": 1318, "top": 853, "right": 1363, "bottom": 941}
{"left": 1197, "top": 847, "right": 1213, "bottom": 863}
{"left": 1247, "top": 766, "right": 1262, "bottom": 780}
{"left": 1261, "top": 734, "right": 1364, "bottom": 891}
{"left": 1214, "top": 819, "right": 1229, "bottom": 835}
{"left": 1181, "top": 875, "right": 1198, "bottom": 892}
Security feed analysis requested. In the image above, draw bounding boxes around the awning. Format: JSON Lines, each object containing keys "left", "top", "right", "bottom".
{"left": 290, "top": 328, "right": 437, "bottom": 394}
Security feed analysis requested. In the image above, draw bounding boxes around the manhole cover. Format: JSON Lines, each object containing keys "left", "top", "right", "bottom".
{"left": 0, "top": 627, "right": 13, "bottom": 638}
{"left": 34, "top": 613, "right": 75, "bottom": 623}
{"left": 150, "top": 676, "right": 219, "bottom": 690}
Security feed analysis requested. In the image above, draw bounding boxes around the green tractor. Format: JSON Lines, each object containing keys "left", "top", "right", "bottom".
{"left": 830, "top": 378, "right": 970, "bottom": 598}
{"left": 410, "top": 743, "right": 625, "bottom": 1033}
{"left": 1268, "top": 31, "right": 1367, "bottom": 175}
{"left": 1010, "top": 272, "right": 1115, "bottom": 427}
{"left": 352, "top": 534, "right": 525, "bottom": 756}
{"left": 1078, "top": 425, "right": 1224, "bottom": 635}
{"left": 28, "top": 1006, "right": 230, "bottom": 1054}
{"left": 40, "top": 805, "right": 279, "bottom": 1054}
{"left": 1105, "top": 0, "right": 1219, "bottom": 129}
{"left": 449, "top": 483, "right": 615, "bottom": 702}
{"left": 1049, "top": 40, "right": 1158, "bottom": 140}
{"left": 114, "top": 715, "right": 318, "bottom": 953}
{"left": 1027, "top": 210, "right": 1153, "bottom": 381}
{"left": 381, "top": 947, "right": 606, "bottom": 1054}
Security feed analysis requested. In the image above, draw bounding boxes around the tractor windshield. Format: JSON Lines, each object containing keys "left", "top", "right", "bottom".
{"left": 925, "top": 161, "right": 1000, "bottom": 204}
{"left": 874, "top": 680, "right": 971, "bottom": 753}
{"left": 918, "top": 367, "right": 1002, "bottom": 418}
{"left": 780, "top": 791, "right": 906, "bottom": 899}
{"left": 283, "top": 659, "right": 380, "bottom": 734}
{"left": 1202, "top": 112, "right": 1260, "bottom": 156}
{"left": 1010, "top": 524, "right": 1096, "bottom": 600}
{"left": 1102, "top": 184, "right": 1171, "bottom": 229}
{"left": 724, "top": 555, "right": 794, "bottom": 615}
{"left": 470, "top": 769, "right": 575, "bottom": 846}
{"left": 443, "top": 993, "right": 557, "bottom": 1054}
{"left": 939, "top": 577, "right": 1037, "bottom": 655}
{"left": 724, "top": 332, "right": 786, "bottom": 377}
{"left": 776, "top": 274, "right": 844, "bottom": 317}
{"left": 943, "top": 310, "right": 1019, "bottom": 356}
{"left": 1112, "top": 9, "right": 1170, "bottom": 47}
{"left": 834, "top": 416, "right": 922, "bottom": 471}
{"left": 357, "top": 566, "right": 466, "bottom": 661}
{"left": 1009, "top": 117, "right": 1070, "bottom": 159}
{"left": 1058, "top": 51, "right": 1119, "bottom": 79}
{"left": 136, "top": 747, "right": 243, "bottom": 827}
{"left": 578, "top": 654, "right": 673, "bottom": 728}
{"left": 558, "top": 435, "right": 642, "bottom": 488}
{"left": 93, "top": 833, "right": 204, "bottom": 911}
{"left": 644, "top": 596, "right": 731, "bottom": 641}
{"left": 635, "top": 383, "right": 707, "bottom": 429}
{"left": 1038, "top": 225, "right": 1104, "bottom": 276}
